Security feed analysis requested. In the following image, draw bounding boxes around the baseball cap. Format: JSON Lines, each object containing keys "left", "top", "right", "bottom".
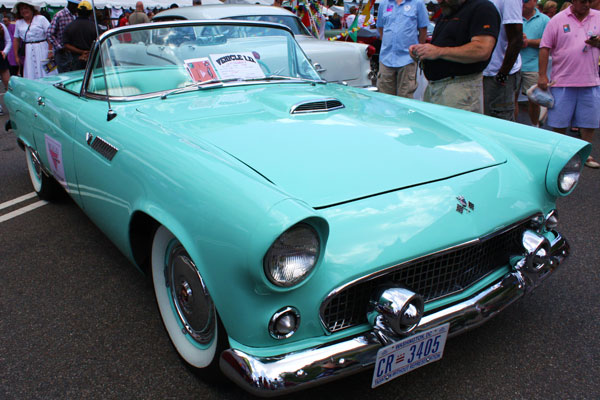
{"left": 78, "top": 0, "right": 92, "bottom": 10}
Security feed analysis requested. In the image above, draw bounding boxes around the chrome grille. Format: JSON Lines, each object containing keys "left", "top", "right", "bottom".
{"left": 290, "top": 98, "right": 344, "bottom": 114}
{"left": 320, "top": 219, "right": 530, "bottom": 333}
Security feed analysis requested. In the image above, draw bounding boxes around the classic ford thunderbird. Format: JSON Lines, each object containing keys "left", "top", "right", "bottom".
{"left": 5, "top": 20, "right": 590, "bottom": 396}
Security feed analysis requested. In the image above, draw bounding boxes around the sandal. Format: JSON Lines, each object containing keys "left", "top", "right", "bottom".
{"left": 585, "top": 156, "right": 600, "bottom": 169}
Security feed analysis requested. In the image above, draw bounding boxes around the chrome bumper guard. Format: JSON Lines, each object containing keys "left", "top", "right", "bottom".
{"left": 220, "top": 232, "right": 569, "bottom": 397}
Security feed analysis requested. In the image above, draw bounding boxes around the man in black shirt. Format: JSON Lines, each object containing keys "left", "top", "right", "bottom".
{"left": 408, "top": 0, "right": 500, "bottom": 113}
{"left": 63, "top": 0, "right": 104, "bottom": 71}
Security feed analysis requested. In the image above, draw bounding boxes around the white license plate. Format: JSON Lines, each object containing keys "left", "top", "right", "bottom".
{"left": 371, "top": 323, "right": 450, "bottom": 388}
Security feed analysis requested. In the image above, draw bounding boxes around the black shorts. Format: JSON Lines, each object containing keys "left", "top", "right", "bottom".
{"left": 0, "top": 55, "right": 9, "bottom": 72}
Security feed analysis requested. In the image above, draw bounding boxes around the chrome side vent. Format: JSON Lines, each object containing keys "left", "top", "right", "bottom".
{"left": 91, "top": 136, "right": 118, "bottom": 161}
{"left": 290, "top": 98, "right": 344, "bottom": 114}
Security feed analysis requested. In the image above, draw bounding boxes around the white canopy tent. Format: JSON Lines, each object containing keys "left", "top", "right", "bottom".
{"left": 224, "top": 0, "right": 272, "bottom": 5}
{"left": 0, "top": 0, "right": 197, "bottom": 9}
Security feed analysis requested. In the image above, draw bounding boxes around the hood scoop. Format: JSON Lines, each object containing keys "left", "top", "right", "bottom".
{"left": 290, "top": 98, "right": 344, "bottom": 114}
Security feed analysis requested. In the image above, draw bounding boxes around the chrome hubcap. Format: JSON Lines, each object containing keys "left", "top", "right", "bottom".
{"left": 167, "top": 244, "right": 215, "bottom": 345}
{"left": 27, "top": 149, "right": 43, "bottom": 186}
{"left": 32, "top": 155, "right": 42, "bottom": 179}
{"left": 178, "top": 281, "right": 194, "bottom": 314}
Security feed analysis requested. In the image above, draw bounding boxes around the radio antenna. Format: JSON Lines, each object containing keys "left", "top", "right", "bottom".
{"left": 91, "top": 0, "right": 117, "bottom": 121}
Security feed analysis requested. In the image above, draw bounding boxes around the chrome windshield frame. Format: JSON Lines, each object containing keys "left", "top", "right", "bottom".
{"left": 80, "top": 20, "right": 300, "bottom": 101}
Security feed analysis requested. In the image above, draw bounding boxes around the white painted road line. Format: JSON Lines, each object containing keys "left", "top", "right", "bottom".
{"left": 0, "top": 192, "right": 37, "bottom": 211}
{"left": 0, "top": 200, "right": 48, "bottom": 223}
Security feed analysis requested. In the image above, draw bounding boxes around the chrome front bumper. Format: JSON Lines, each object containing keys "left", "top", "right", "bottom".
{"left": 220, "top": 232, "right": 569, "bottom": 397}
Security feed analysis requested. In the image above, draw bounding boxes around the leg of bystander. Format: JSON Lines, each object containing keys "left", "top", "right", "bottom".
{"left": 483, "top": 73, "right": 520, "bottom": 122}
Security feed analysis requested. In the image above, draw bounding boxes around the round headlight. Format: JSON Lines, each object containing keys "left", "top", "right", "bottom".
{"left": 557, "top": 155, "right": 582, "bottom": 193}
{"left": 264, "top": 224, "right": 320, "bottom": 287}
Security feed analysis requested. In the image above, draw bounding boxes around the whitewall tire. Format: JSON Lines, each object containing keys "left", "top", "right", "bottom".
{"left": 151, "top": 225, "right": 218, "bottom": 368}
{"left": 25, "top": 147, "right": 60, "bottom": 200}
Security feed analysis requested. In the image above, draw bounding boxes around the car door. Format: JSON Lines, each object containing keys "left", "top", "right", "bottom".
{"left": 71, "top": 99, "right": 143, "bottom": 254}
{"left": 31, "top": 86, "right": 84, "bottom": 205}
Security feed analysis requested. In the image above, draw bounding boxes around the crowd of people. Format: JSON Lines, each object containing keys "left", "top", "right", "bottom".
{"left": 0, "top": 0, "right": 184, "bottom": 114}
{"left": 395, "top": 0, "right": 599, "bottom": 168}
{"left": 0, "top": 1, "right": 171, "bottom": 74}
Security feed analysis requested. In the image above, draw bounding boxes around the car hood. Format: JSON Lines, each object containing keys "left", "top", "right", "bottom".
{"left": 136, "top": 84, "right": 506, "bottom": 208}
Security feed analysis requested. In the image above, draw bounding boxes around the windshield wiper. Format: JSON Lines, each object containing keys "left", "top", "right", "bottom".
{"left": 160, "top": 78, "right": 240, "bottom": 99}
{"left": 256, "top": 75, "right": 327, "bottom": 85}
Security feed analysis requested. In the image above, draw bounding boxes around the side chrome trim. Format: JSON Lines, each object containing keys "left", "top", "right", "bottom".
{"left": 219, "top": 231, "right": 568, "bottom": 398}
{"left": 318, "top": 213, "right": 543, "bottom": 333}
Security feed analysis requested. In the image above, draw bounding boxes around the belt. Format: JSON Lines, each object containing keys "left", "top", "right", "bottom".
{"left": 429, "top": 72, "right": 482, "bottom": 85}
{"left": 24, "top": 39, "right": 46, "bottom": 44}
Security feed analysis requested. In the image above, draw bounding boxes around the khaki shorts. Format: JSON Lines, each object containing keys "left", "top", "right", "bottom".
{"left": 483, "top": 73, "right": 521, "bottom": 122}
{"left": 423, "top": 73, "right": 483, "bottom": 113}
{"left": 377, "top": 62, "right": 418, "bottom": 98}
{"left": 520, "top": 71, "right": 538, "bottom": 95}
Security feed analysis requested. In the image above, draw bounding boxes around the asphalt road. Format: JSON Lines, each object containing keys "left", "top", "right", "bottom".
{"left": 1, "top": 93, "right": 599, "bottom": 400}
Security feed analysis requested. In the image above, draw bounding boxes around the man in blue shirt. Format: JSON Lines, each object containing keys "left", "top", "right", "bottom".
{"left": 519, "top": 0, "right": 549, "bottom": 126}
{"left": 376, "top": 0, "right": 429, "bottom": 97}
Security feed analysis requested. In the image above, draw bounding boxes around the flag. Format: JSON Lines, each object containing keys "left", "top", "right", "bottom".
{"left": 360, "top": 0, "right": 376, "bottom": 26}
{"left": 348, "top": 9, "right": 359, "bottom": 42}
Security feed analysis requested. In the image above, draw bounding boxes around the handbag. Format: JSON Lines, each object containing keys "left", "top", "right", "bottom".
{"left": 18, "top": 24, "right": 31, "bottom": 58}
{"left": 18, "top": 41, "right": 25, "bottom": 57}
{"left": 526, "top": 84, "right": 555, "bottom": 109}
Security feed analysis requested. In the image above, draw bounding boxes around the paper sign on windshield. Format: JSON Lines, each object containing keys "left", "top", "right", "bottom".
{"left": 209, "top": 52, "right": 266, "bottom": 80}
{"left": 184, "top": 58, "right": 217, "bottom": 82}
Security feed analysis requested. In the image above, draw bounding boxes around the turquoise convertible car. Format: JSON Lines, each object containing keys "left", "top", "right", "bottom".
{"left": 5, "top": 20, "right": 590, "bottom": 396}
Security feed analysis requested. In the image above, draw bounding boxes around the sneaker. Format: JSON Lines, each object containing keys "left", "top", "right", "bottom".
{"left": 585, "top": 156, "right": 600, "bottom": 169}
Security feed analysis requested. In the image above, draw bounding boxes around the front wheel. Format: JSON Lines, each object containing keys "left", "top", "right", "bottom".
{"left": 151, "top": 226, "right": 220, "bottom": 369}
{"left": 25, "top": 147, "right": 61, "bottom": 200}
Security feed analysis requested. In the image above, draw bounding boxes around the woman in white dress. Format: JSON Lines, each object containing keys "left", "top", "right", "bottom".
{"left": 0, "top": 22, "right": 12, "bottom": 115}
{"left": 12, "top": 2, "right": 57, "bottom": 79}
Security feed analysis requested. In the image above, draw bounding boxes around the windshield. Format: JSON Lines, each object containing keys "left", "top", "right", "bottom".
{"left": 226, "top": 15, "right": 312, "bottom": 36}
{"left": 86, "top": 22, "right": 321, "bottom": 98}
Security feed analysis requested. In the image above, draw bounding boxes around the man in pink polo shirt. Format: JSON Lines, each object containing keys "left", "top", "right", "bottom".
{"left": 538, "top": 0, "right": 600, "bottom": 168}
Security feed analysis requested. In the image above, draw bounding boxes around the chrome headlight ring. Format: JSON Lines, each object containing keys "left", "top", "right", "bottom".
{"left": 263, "top": 223, "right": 320, "bottom": 288}
{"left": 269, "top": 306, "right": 301, "bottom": 339}
{"left": 557, "top": 154, "right": 583, "bottom": 194}
{"left": 546, "top": 151, "right": 585, "bottom": 197}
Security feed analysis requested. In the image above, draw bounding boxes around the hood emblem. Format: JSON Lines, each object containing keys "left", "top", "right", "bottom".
{"left": 456, "top": 196, "right": 475, "bottom": 214}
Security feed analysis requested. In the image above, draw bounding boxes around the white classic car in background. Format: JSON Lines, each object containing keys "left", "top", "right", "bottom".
{"left": 153, "top": 5, "right": 375, "bottom": 88}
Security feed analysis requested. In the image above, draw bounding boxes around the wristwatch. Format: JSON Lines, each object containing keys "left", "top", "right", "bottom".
{"left": 495, "top": 72, "right": 508, "bottom": 84}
